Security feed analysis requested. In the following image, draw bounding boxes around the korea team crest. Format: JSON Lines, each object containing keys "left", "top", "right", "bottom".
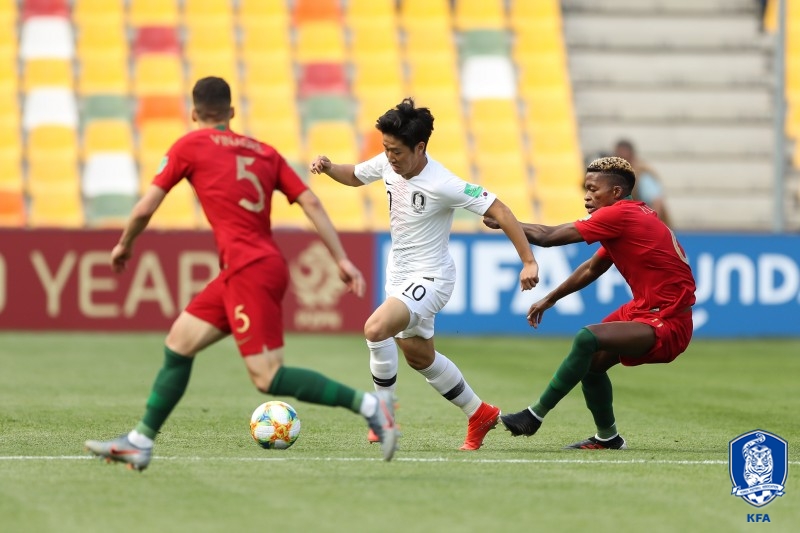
{"left": 729, "top": 430, "right": 787, "bottom": 507}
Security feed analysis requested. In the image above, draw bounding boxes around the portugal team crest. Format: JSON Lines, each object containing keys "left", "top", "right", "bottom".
{"left": 729, "top": 430, "right": 787, "bottom": 507}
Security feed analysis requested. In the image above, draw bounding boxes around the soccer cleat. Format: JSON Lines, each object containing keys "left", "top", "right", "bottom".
{"left": 564, "top": 435, "right": 627, "bottom": 450}
{"left": 85, "top": 434, "right": 152, "bottom": 471}
{"left": 460, "top": 402, "right": 501, "bottom": 450}
{"left": 365, "top": 390, "right": 399, "bottom": 461}
{"left": 499, "top": 407, "right": 542, "bottom": 437}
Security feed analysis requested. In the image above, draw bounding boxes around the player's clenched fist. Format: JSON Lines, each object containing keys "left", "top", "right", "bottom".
{"left": 309, "top": 155, "right": 332, "bottom": 174}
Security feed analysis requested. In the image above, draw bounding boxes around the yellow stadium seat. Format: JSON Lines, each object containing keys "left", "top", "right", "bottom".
{"left": 187, "top": 55, "right": 239, "bottom": 93}
{"left": 79, "top": 56, "right": 129, "bottom": 95}
{"left": 240, "top": 23, "right": 292, "bottom": 64}
{"left": 405, "top": 28, "right": 457, "bottom": 64}
{"left": 535, "top": 186, "right": 587, "bottom": 226}
{"left": 356, "top": 91, "right": 405, "bottom": 131}
{"left": 0, "top": 152, "right": 23, "bottom": 192}
{"left": 248, "top": 87, "right": 298, "bottom": 122}
{"left": 492, "top": 184, "right": 535, "bottom": 221}
{"left": 411, "top": 91, "right": 464, "bottom": 127}
{"left": 23, "top": 59, "right": 72, "bottom": 92}
{"left": 352, "top": 57, "right": 405, "bottom": 100}
{"left": 184, "top": 0, "right": 233, "bottom": 29}
{"left": 348, "top": 0, "right": 396, "bottom": 29}
{"left": 408, "top": 59, "right": 460, "bottom": 94}
{"left": 0, "top": 57, "right": 17, "bottom": 96}
{"left": 304, "top": 121, "right": 358, "bottom": 164}
{"left": 524, "top": 89, "right": 575, "bottom": 124}
{"left": 29, "top": 191, "right": 84, "bottom": 228}
{"left": 517, "top": 55, "right": 570, "bottom": 96}
{"left": 249, "top": 117, "right": 302, "bottom": 162}
{"left": 428, "top": 119, "right": 468, "bottom": 154}
{"left": 294, "top": 22, "right": 346, "bottom": 64}
{"left": 469, "top": 98, "right": 519, "bottom": 129}
{"left": 82, "top": 120, "right": 134, "bottom": 159}
{"left": 400, "top": 0, "right": 451, "bottom": 30}
{"left": 74, "top": 0, "right": 125, "bottom": 26}
{"left": 138, "top": 119, "right": 188, "bottom": 162}
{"left": 0, "top": 125, "right": 21, "bottom": 171}
{"left": 513, "top": 24, "right": 565, "bottom": 59}
{"left": 271, "top": 192, "right": 312, "bottom": 230}
{"left": 455, "top": 0, "right": 506, "bottom": 31}
{"left": 128, "top": 0, "right": 180, "bottom": 27}
{"left": 184, "top": 25, "right": 235, "bottom": 62}
{"left": 307, "top": 180, "right": 368, "bottom": 231}
{"left": 349, "top": 23, "right": 401, "bottom": 63}
{"left": 76, "top": 22, "right": 128, "bottom": 63}
{"left": 242, "top": 57, "right": 295, "bottom": 97}
{"left": 149, "top": 180, "right": 198, "bottom": 229}
{"left": 472, "top": 124, "right": 525, "bottom": 159}
{"left": 532, "top": 153, "right": 585, "bottom": 189}
{"left": 364, "top": 182, "right": 391, "bottom": 231}
{"left": 238, "top": 0, "right": 289, "bottom": 33}
{"left": 0, "top": 23, "right": 16, "bottom": 58}
{"left": 528, "top": 123, "right": 580, "bottom": 158}
{"left": 134, "top": 55, "right": 184, "bottom": 97}
{"left": 27, "top": 157, "right": 80, "bottom": 196}
{"left": 508, "top": 0, "right": 561, "bottom": 30}
{"left": 26, "top": 125, "right": 78, "bottom": 163}
{"left": 476, "top": 155, "right": 529, "bottom": 189}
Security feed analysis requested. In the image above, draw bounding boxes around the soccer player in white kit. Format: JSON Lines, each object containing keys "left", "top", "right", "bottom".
{"left": 310, "top": 99, "right": 539, "bottom": 450}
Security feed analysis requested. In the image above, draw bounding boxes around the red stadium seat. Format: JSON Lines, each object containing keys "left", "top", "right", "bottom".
{"left": 293, "top": 0, "right": 340, "bottom": 24}
{"left": 22, "top": 0, "right": 69, "bottom": 19}
{"left": 132, "top": 26, "right": 181, "bottom": 57}
{"left": 298, "top": 63, "right": 348, "bottom": 98}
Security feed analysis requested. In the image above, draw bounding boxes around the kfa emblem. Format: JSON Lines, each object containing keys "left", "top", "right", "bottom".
{"left": 411, "top": 191, "right": 426, "bottom": 213}
{"left": 729, "top": 430, "right": 787, "bottom": 507}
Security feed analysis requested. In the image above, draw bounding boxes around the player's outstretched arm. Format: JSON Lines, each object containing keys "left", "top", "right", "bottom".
{"left": 482, "top": 216, "right": 583, "bottom": 248}
{"left": 483, "top": 199, "right": 539, "bottom": 290}
{"left": 111, "top": 185, "right": 167, "bottom": 273}
{"left": 309, "top": 155, "right": 363, "bottom": 187}
{"left": 527, "top": 254, "right": 612, "bottom": 328}
{"left": 295, "top": 189, "right": 366, "bottom": 297}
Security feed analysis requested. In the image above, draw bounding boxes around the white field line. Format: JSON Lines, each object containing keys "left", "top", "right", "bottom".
{"left": 2, "top": 455, "right": 799, "bottom": 466}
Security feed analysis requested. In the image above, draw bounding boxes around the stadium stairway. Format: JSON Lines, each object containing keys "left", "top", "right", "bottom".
{"left": 561, "top": 0, "right": 786, "bottom": 231}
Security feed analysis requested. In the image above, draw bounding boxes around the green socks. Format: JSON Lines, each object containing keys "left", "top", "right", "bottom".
{"left": 268, "top": 366, "right": 363, "bottom": 413}
{"left": 136, "top": 347, "right": 194, "bottom": 439}
{"left": 532, "top": 327, "right": 598, "bottom": 418}
{"left": 581, "top": 370, "right": 618, "bottom": 439}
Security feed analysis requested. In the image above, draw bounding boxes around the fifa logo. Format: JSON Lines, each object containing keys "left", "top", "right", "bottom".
{"left": 729, "top": 430, "right": 787, "bottom": 507}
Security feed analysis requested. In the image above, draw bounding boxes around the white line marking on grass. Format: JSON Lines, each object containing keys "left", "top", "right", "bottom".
{"left": 3, "top": 455, "right": 800, "bottom": 466}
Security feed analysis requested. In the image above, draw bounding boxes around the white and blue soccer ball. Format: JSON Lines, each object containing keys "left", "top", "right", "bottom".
{"left": 250, "top": 401, "right": 301, "bottom": 449}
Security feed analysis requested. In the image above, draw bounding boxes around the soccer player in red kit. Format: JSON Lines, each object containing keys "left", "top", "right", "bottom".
{"left": 483, "top": 156, "right": 695, "bottom": 449}
{"left": 86, "top": 77, "right": 399, "bottom": 469}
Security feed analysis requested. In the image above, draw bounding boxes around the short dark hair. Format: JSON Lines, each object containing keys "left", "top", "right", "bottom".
{"left": 587, "top": 156, "right": 636, "bottom": 195}
{"left": 375, "top": 98, "right": 434, "bottom": 151}
{"left": 192, "top": 77, "right": 231, "bottom": 121}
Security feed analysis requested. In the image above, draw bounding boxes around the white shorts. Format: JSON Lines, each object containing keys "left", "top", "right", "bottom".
{"left": 385, "top": 275, "right": 455, "bottom": 340}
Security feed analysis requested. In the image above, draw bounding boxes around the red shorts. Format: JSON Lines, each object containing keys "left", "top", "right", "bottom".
{"left": 602, "top": 304, "right": 693, "bottom": 367}
{"left": 185, "top": 257, "right": 288, "bottom": 356}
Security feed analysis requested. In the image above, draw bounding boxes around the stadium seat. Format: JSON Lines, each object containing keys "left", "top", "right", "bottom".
{"left": 28, "top": 191, "right": 84, "bottom": 228}
{"left": 270, "top": 192, "right": 313, "bottom": 230}
{"left": 242, "top": 56, "right": 295, "bottom": 97}
{"left": 490, "top": 184, "right": 535, "bottom": 222}
{"left": 22, "top": 58, "right": 72, "bottom": 92}
{"left": 82, "top": 95, "right": 131, "bottom": 123}
{"left": 455, "top": 0, "right": 506, "bottom": 31}
{"left": 364, "top": 182, "right": 391, "bottom": 230}
{"left": 76, "top": 22, "right": 128, "bottom": 63}
{"left": 20, "top": 16, "right": 74, "bottom": 59}
{"left": 508, "top": 0, "right": 562, "bottom": 30}
{"left": 400, "top": 0, "right": 451, "bottom": 30}
{"left": 513, "top": 24, "right": 565, "bottom": 59}
{"left": 0, "top": 22, "right": 16, "bottom": 59}
{"left": 523, "top": 89, "right": 574, "bottom": 123}
{"left": 528, "top": 122, "right": 580, "bottom": 158}
{"left": 238, "top": 0, "right": 289, "bottom": 33}
{"left": 128, "top": 0, "right": 180, "bottom": 27}
{"left": 293, "top": 0, "right": 341, "bottom": 25}
{"left": 461, "top": 57, "right": 516, "bottom": 100}
{"left": 83, "top": 153, "right": 139, "bottom": 197}
{"left": 26, "top": 124, "right": 77, "bottom": 161}
{"left": 294, "top": 22, "right": 346, "bottom": 64}
{"left": 132, "top": 26, "right": 181, "bottom": 56}
{"left": 407, "top": 60, "right": 459, "bottom": 95}
{"left": 134, "top": 55, "right": 184, "bottom": 96}
{"left": 357, "top": 91, "right": 405, "bottom": 132}
{"left": 21, "top": 0, "right": 69, "bottom": 19}
{"left": 475, "top": 157, "right": 529, "bottom": 191}
{"left": 23, "top": 88, "right": 78, "bottom": 129}
{"left": 138, "top": 119, "right": 187, "bottom": 161}
{"left": 404, "top": 28, "right": 457, "bottom": 64}
{"left": 302, "top": 95, "right": 354, "bottom": 128}
{"left": 184, "top": 24, "right": 235, "bottom": 62}
{"left": 73, "top": 0, "right": 125, "bottom": 27}
{"left": 349, "top": 24, "right": 401, "bottom": 63}
{"left": 0, "top": 128, "right": 22, "bottom": 172}
{"left": 135, "top": 95, "right": 185, "bottom": 126}
{"left": 347, "top": 0, "right": 396, "bottom": 29}
{"left": 183, "top": 0, "right": 233, "bottom": 28}
{"left": 78, "top": 57, "right": 129, "bottom": 95}
{"left": 27, "top": 157, "right": 80, "bottom": 196}
{"left": 248, "top": 117, "right": 302, "bottom": 162}
{"left": 304, "top": 121, "right": 358, "bottom": 165}
{"left": 517, "top": 56, "right": 571, "bottom": 98}
{"left": 469, "top": 98, "right": 519, "bottom": 128}
{"left": 240, "top": 22, "right": 291, "bottom": 63}
{"left": 353, "top": 58, "right": 405, "bottom": 102}
{"left": 147, "top": 180, "right": 198, "bottom": 229}
{"left": 535, "top": 186, "right": 587, "bottom": 226}
{"left": 460, "top": 30, "right": 511, "bottom": 59}
{"left": 82, "top": 120, "right": 134, "bottom": 159}
{"left": 298, "top": 63, "right": 349, "bottom": 98}
{"left": 532, "top": 153, "right": 585, "bottom": 189}
{"left": 0, "top": 190, "right": 26, "bottom": 227}
{"left": 85, "top": 193, "right": 137, "bottom": 227}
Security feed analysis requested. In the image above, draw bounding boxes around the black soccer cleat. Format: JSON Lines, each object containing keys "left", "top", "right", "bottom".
{"left": 564, "top": 435, "right": 627, "bottom": 450}
{"left": 499, "top": 408, "right": 542, "bottom": 437}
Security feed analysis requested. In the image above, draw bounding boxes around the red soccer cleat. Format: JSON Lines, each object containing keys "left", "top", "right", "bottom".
{"left": 367, "top": 428, "right": 380, "bottom": 443}
{"left": 460, "top": 402, "right": 500, "bottom": 450}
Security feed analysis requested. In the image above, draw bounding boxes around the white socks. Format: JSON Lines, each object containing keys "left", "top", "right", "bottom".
{"left": 359, "top": 392, "right": 379, "bottom": 417}
{"left": 367, "top": 338, "right": 398, "bottom": 393}
{"left": 127, "top": 429, "right": 154, "bottom": 449}
{"left": 418, "top": 351, "right": 481, "bottom": 417}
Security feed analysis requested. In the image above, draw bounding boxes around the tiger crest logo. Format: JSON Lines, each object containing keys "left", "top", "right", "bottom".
{"left": 729, "top": 430, "right": 787, "bottom": 507}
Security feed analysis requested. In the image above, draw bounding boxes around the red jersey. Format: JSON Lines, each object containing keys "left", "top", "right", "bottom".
{"left": 573, "top": 200, "right": 696, "bottom": 317}
{"left": 153, "top": 127, "right": 308, "bottom": 274}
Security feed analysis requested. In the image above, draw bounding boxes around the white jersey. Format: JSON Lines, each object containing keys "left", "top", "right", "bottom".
{"left": 354, "top": 153, "right": 497, "bottom": 285}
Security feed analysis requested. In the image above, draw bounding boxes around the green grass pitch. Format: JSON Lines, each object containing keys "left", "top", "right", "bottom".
{"left": 1, "top": 332, "right": 798, "bottom": 533}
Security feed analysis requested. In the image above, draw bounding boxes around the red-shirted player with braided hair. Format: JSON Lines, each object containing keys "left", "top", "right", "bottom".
{"left": 85, "top": 77, "right": 399, "bottom": 470}
{"left": 483, "top": 156, "right": 696, "bottom": 449}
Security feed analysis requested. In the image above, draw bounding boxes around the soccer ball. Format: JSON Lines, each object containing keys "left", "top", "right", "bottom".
{"left": 249, "top": 401, "right": 301, "bottom": 449}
